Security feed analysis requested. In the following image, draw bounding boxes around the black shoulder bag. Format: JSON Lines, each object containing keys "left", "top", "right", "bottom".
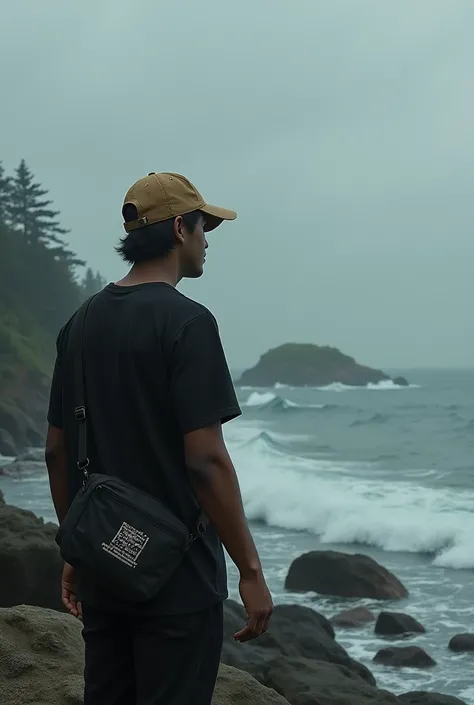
{"left": 55, "top": 296, "right": 207, "bottom": 603}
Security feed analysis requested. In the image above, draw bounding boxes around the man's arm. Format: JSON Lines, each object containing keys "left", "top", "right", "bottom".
{"left": 45, "top": 425, "right": 69, "bottom": 523}
{"left": 185, "top": 422, "right": 273, "bottom": 641}
{"left": 185, "top": 422, "right": 261, "bottom": 579}
{"left": 170, "top": 311, "right": 273, "bottom": 641}
{"left": 45, "top": 329, "right": 69, "bottom": 524}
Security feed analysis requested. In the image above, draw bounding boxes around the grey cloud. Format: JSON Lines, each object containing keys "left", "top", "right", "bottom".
{"left": 2, "top": 0, "right": 474, "bottom": 368}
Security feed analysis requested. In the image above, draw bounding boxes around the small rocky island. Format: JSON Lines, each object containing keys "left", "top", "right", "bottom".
{"left": 237, "top": 344, "right": 409, "bottom": 388}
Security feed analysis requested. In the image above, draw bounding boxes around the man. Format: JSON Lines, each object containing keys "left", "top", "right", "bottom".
{"left": 45, "top": 172, "right": 273, "bottom": 705}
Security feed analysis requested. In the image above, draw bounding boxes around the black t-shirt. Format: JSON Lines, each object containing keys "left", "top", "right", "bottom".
{"left": 48, "top": 282, "right": 241, "bottom": 615}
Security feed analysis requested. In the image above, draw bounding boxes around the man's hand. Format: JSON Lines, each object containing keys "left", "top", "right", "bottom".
{"left": 61, "top": 563, "right": 82, "bottom": 619}
{"left": 234, "top": 572, "right": 273, "bottom": 642}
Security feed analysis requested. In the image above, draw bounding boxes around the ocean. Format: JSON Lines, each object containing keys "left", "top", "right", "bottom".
{"left": 1, "top": 368, "right": 474, "bottom": 702}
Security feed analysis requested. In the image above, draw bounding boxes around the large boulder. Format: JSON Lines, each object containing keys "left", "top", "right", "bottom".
{"left": 222, "top": 600, "right": 374, "bottom": 686}
{"left": 373, "top": 647, "right": 436, "bottom": 669}
{"left": 0, "top": 496, "right": 63, "bottom": 610}
{"left": 330, "top": 607, "right": 376, "bottom": 628}
{"left": 399, "top": 694, "right": 467, "bottom": 705}
{"left": 0, "top": 604, "right": 289, "bottom": 705}
{"left": 285, "top": 551, "right": 408, "bottom": 599}
{"left": 0, "top": 604, "right": 84, "bottom": 705}
{"left": 214, "top": 665, "right": 290, "bottom": 705}
{"left": 375, "top": 612, "right": 426, "bottom": 636}
{"left": 262, "top": 657, "right": 400, "bottom": 705}
{"left": 448, "top": 634, "right": 474, "bottom": 652}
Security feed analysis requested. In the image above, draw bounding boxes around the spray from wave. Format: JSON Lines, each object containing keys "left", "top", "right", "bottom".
{"left": 226, "top": 426, "right": 474, "bottom": 570}
{"left": 243, "top": 391, "right": 326, "bottom": 412}
{"left": 317, "top": 380, "right": 419, "bottom": 392}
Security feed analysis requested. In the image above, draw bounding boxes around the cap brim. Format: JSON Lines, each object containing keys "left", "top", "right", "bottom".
{"left": 201, "top": 203, "right": 237, "bottom": 232}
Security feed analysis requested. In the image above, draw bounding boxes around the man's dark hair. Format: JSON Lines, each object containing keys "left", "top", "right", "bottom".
{"left": 116, "top": 205, "right": 202, "bottom": 264}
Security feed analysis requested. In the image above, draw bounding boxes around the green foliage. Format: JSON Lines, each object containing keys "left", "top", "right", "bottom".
{"left": 260, "top": 343, "right": 356, "bottom": 367}
{"left": 0, "top": 162, "right": 12, "bottom": 225}
{"left": 7, "top": 159, "right": 85, "bottom": 269}
{"left": 0, "top": 159, "right": 104, "bottom": 429}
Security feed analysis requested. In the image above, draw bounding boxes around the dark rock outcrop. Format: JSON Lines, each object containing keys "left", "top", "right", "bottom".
{"left": 393, "top": 376, "right": 409, "bottom": 387}
{"left": 0, "top": 495, "right": 62, "bottom": 610}
{"left": 0, "top": 428, "right": 17, "bottom": 458}
{"left": 373, "top": 647, "right": 436, "bottom": 669}
{"left": 0, "top": 604, "right": 288, "bottom": 705}
{"left": 399, "top": 693, "right": 467, "bottom": 705}
{"left": 0, "top": 400, "right": 44, "bottom": 455}
{"left": 222, "top": 600, "right": 374, "bottom": 686}
{"left": 285, "top": 551, "right": 408, "bottom": 600}
{"left": 237, "top": 343, "right": 408, "bottom": 388}
{"left": 448, "top": 633, "right": 474, "bottom": 652}
{"left": 262, "top": 657, "right": 400, "bottom": 705}
{"left": 375, "top": 612, "right": 426, "bottom": 636}
{"left": 330, "top": 607, "right": 376, "bottom": 628}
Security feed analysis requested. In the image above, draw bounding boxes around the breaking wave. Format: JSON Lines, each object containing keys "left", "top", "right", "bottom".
{"left": 226, "top": 426, "right": 474, "bottom": 571}
{"left": 243, "top": 392, "right": 327, "bottom": 412}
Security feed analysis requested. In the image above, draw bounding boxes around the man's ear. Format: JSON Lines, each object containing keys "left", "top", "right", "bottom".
{"left": 173, "top": 215, "right": 186, "bottom": 245}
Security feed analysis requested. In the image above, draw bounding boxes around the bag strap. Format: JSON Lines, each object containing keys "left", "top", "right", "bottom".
{"left": 72, "top": 294, "right": 208, "bottom": 538}
{"left": 73, "top": 295, "right": 97, "bottom": 483}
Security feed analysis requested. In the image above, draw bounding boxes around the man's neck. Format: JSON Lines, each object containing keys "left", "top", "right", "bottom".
{"left": 116, "top": 260, "right": 180, "bottom": 288}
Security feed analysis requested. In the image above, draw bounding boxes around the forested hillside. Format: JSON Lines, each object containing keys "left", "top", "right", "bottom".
{"left": 0, "top": 159, "right": 105, "bottom": 455}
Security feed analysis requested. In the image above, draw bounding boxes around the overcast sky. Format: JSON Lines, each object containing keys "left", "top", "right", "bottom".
{"left": 2, "top": 0, "right": 474, "bottom": 370}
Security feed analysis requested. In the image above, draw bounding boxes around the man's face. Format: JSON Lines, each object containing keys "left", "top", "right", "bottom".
{"left": 179, "top": 214, "right": 208, "bottom": 279}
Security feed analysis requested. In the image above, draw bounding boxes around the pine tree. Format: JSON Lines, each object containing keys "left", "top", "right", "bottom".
{"left": 81, "top": 268, "right": 106, "bottom": 299}
{"left": 0, "top": 161, "right": 12, "bottom": 226}
{"left": 8, "top": 159, "right": 84, "bottom": 266}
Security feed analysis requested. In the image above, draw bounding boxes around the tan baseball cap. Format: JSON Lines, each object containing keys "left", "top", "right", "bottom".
{"left": 122, "top": 172, "right": 237, "bottom": 233}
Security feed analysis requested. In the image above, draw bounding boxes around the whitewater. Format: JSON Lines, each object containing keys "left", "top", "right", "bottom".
{"left": 228, "top": 419, "right": 474, "bottom": 570}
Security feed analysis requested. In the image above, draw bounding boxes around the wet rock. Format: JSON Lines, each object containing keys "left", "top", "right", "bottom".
{"left": 222, "top": 600, "right": 374, "bottom": 686}
{"left": 0, "top": 496, "right": 62, "bottom": 610}
{"left": 375, "top": 612, "right": 426, "bottom": 636}
{"left": 285, "top": 551, "right": 408, "bottom": 599}
{"left": 373, "top": 646, "right": 436, "bottom": 668}
{"left": 399, "top": 692, "right": 467, "bottom": 705}
{"left": 448, "top": 634, "right": 474, "bottom": 652}
{"left": 263, "top": 657, "right": 400, "bottom": 705}
{"left": 330, "top": 607, "right": 376, "bottom": 628}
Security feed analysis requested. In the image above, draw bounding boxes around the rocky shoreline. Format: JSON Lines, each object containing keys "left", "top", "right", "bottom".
{"left": 0, "top": 490, "right": 470, "bottom": 705}
{"left": 0, "top": 395, "right": 47, "bottom": 458}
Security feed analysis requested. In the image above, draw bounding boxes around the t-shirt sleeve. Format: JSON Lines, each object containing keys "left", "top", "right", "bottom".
{"left": 47, "top": 330, "right": 64, "bottom": 429}
{"left": 169, "top": 312, "right": 241, "bottom": 434}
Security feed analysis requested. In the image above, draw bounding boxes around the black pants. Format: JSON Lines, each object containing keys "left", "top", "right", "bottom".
{"left": 81, "top": 601, "right": 223, "bottom": 705}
